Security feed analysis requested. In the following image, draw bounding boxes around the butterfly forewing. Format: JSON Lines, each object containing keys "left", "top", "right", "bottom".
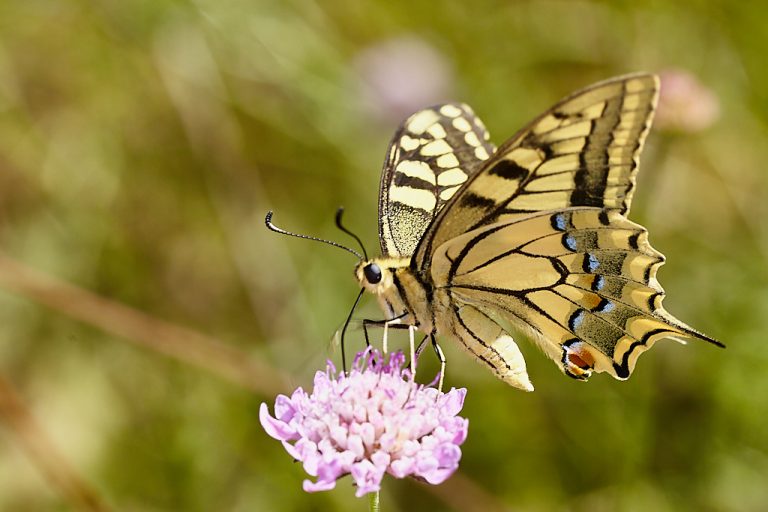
{"left": 415, "top": 74, "right": 659, "bottom": 270}
{"left": 378, "top": 103, "right": 496, "bottom": 257}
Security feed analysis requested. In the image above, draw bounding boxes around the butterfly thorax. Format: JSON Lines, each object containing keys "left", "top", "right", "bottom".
{"left": 355, "top": 257, "right": 435, "bottom": 333}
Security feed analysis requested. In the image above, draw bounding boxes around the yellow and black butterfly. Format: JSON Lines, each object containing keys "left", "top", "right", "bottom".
{"left": 269, "top": 73, "right": 722, "bottom": 391}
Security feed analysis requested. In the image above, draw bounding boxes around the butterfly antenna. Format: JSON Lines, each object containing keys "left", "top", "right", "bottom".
{"left": 265, "top": 211, "right": 363, "bottom": 259}
{"left": 339, "top": 288, "right": 365, "bottom": 373}
{"left": 335, "top": 207, "right": 368, "bottom": 260}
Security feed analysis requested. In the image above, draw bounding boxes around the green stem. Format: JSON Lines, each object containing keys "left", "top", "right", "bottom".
{"left": 368, "top": 491, "right": 380, "bottom": 512}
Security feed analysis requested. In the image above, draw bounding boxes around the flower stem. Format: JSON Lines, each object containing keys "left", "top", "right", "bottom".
{"left": 368, "top": 491, "right": 380, "bottom": 512}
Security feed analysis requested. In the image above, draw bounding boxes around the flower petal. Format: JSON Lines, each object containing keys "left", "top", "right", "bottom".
{"left": 435, "top": 444, "right": 462, "bottom": 468}
{"left": 351, "top": 460, "right": 384, "bottom": 497}
{"left": 296, "top": 439, "right": 320, "bottom": 476}
{"left": 273, "top": 394, "right": 297, "bottom": 422}
{"left": 389, "top": 456, "right": 415, "bottom": 478}
{"left": 440, "top": 388, "right": 467, "bottom": 416}
{"left": 451, "top": 418, "right": 469, "bottom": 445}
{"left": 303, "top": 478, "right": 337, "bottom": 493}
{"left": 281, "top": 440, "right": 301, "bottom": 461}
{"left": 347, "top": 434, "right": 365, "bottom": 459}
{"left": 259, "top": 403, "right": 297, "bottom": 441}
{"left": 415, "top": 451, "right": 439, "bottom": 476}
{"left": 371, "top": 450, "right": 391, "bottom": 471}
{"left": 419, "top": 466, "right": 455, "bottom": 485}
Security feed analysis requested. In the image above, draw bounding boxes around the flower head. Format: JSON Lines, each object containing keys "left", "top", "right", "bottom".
{"left": 260, "top": 349, "right": 468, "bottom": 497}
{"left": 656, "top": 69, "right": 720, "bottom": 133}
{"left": 354, "top": 36, "right": 454, "bottom": 123}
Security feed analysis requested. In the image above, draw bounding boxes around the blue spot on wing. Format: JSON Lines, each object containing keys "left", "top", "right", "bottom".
{"left": 595, "top": 299, "right": 615, "bottom": 313}
{"left": 563, "top": 234, "right": 577, "bottom": 251}
{"left": 569, "top": 309, "right": 586, "bottom": 331}
{"left": 592, "top": 275, "right": 605, "bottom": 291}
{"left": 552, "top": 213, "right": 567, "bottom": 231}
{"left": 583, "top": 253, "right": 600, "bottom": 273}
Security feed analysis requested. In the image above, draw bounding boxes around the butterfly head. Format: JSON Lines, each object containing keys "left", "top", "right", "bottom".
{"left": 355, "top": 258, "right": 396, "bottom": 296}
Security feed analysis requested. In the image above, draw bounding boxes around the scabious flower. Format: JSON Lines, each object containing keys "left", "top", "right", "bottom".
{"left": 655, "top": 69, "right": 720, "bottom": 133}
{"left": 259, "top": 349, "right": 468, "bottom": 497}
{"left": 354, "top": 36, "right": 454, "bottom": 123}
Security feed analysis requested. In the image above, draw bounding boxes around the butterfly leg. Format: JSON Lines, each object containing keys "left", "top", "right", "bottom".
{"left": 408, "top": 324, "right": 417, "bottom": 375}
{"left": 384, "top": 318, "right": 402, "bottom": 354}
{"left": 404, "top": 334, "right": 429, "bottom": 372}
{"left": 430, "top": 334, "right": 446, "bottom": 392}
{"left": 415, "top": 334, "right": 429, "bottom": 357}
{"left": 362, "top": 315, "right": 410, "bottom": 354}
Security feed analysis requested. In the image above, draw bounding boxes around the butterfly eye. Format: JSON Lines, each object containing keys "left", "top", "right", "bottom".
{"left": 363, "top": 263, "right": 382, "bottom": 284}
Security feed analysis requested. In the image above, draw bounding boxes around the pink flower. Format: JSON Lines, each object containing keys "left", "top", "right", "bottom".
{"left": 354, "top": 36, "right": 454, "bottom": 123}
{"left": 260, "top": 349, "right": 469, "bottom": 497}
{"left": 656, "top": 69, "right": 720, "bottom": 133}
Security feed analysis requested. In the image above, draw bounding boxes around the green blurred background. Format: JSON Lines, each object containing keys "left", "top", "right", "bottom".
{"left": 0, "top": 1, "right": 766, "bottom": 511}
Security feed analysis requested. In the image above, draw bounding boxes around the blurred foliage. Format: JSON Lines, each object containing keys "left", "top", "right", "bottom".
{"left": 0, "top": 1, "right": 767, "bottom": 511}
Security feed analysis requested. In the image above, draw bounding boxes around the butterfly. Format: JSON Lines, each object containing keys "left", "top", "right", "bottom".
{"left": 353, "top": 73, "right": 722, "bottom": 391}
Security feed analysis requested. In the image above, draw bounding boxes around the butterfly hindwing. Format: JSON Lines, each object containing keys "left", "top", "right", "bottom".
{"left": 378, "top": 103, "right": 496, "bottom": 257}
{"left": 431, "top": 207, "right": 720, "bottom": 382}
{"left": 415, "top": 74, "right": 659, "bottom": 270}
